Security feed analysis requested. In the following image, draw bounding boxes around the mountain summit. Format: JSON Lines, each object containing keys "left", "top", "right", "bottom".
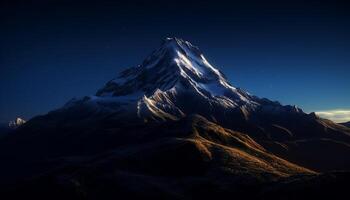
{"left": 8, "top": 117, "right": 26, "bottom": 128}
{"left": 96, "top": 37, "right": 246, "bottom": 100}
{"left": 69, "top": 38, "right": 302, "bottom": 123}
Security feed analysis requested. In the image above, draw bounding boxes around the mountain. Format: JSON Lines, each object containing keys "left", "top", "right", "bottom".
{"left": 340, "top": 121, "right": 350, "bottom": 128}
{"left": 0, "top": 118, "right": 25, "bottom": 137}
{"left": 0, "top": 38, "right": 350, "bottom": 199}
{"left": 8, "top": 117, "right": 26, "bottom": 128}
{"left": 58, "top": 38, "right": 350, "bottom": 171}
{"left": 69, "top": 38, "right": 303, "bottom": 123}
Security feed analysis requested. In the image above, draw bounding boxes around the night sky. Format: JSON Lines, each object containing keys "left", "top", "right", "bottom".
{"left": 1, "top": 0, "right": 350, "bottom": 122}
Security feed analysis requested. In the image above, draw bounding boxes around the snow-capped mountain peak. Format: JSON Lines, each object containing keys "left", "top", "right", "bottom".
{"left": 156, "top": 37, "right": 226, "bottom": 80}
{"left": 86, "top": 38, "right": 259, "bottom": 120}
{"left": 8, "top": 117, "right": 26, "bottom": 128}
{"left": 64, "top": 38, "right": 303, "bottom": 122}
{"left": 96, "top": 38, "right": 247, "bottom": 100}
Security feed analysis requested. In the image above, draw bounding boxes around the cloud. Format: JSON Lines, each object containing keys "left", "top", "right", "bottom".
{"left": 315, "top": 110, "right": 350, "bottom": 123}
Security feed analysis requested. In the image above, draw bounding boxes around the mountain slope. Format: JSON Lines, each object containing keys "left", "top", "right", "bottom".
{"left": 0, "top": 115, "right": 315, "bottom": 200}
{"left": 2, "top": 116, "right": 347, "bottom": 200}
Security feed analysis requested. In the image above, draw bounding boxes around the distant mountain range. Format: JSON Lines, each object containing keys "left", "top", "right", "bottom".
{"left": 0, "top": 38, "right": 349, "bottom": 200}
{"left": 340, "top": 121, "right": 350, "bottom": 128}
{"left": 0, "top": 117, "right": 25, "bottom": 137}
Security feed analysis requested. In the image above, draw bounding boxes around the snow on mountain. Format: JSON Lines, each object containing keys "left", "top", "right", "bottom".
{"left": 96, "top": 38, "right": 252, "bottom": 102}
{"left": 8, "top": 117, "right": 26, "bottom": 128}
{"left": 0, "top": 118, "right": 25, "bottom": 137}
{"left": 65, "top": 37, "right": 303, "bottom": 121}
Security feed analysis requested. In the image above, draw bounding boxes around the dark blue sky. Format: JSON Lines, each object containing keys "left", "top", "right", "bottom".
{"left": 1, "top": 0, "right": 350, "bottom": 122}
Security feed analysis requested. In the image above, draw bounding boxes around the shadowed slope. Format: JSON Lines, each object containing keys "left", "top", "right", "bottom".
{"left": 0, "top": 115, "right": 313, "bottom": 182}
{"left": 0, "top": 115, "right": 314, "bottom": 199}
